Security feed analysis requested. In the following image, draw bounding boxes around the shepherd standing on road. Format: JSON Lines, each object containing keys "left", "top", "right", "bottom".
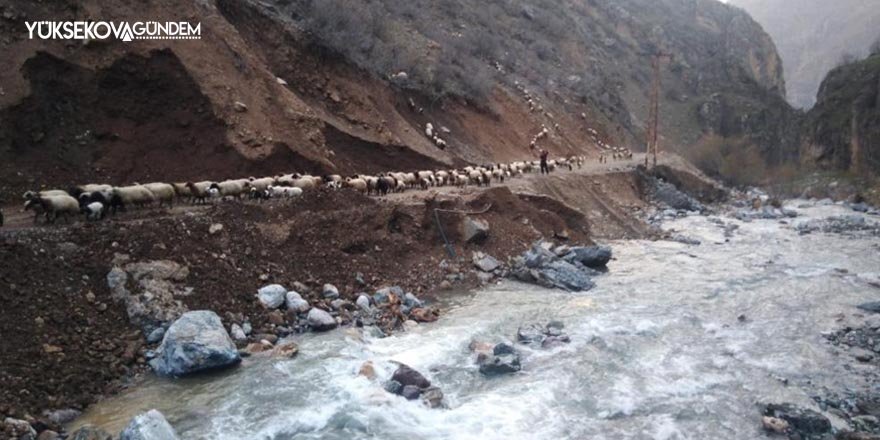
{"left": 539, "top": 148, "right": 550, "bottom": 174}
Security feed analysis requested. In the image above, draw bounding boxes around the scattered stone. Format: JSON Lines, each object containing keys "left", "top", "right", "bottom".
{"left": 44, "top": 408, "right": 80, "bottom": 425}
{"left": 233, "top": 101, "right": 248, "bottom": 112}
{"left": 285, "top": 291, "right": 310, "bottom": 313}
{"left": 307, "top": 308, "right": 337, "bottom": 331}
{"left": 37, "top": 430, "right": 60, "bottom": 440}
{"left": 383, "top": 380, "right": 403, "bottom": 395}
{"left": 404, "top": 292, "right": 423, "bottom": 308}
{"left": 119, "top": 409, "right": 179, "bottom": 440}
{"left": 272, "top": 340, "right": 299, "bottom": 358}
{"left": 763, "top": 403, "right": 831, "bottom": 438}
{"left": 478, "top": 344, "right": 522, "bottom": 376}
{"left": 230, "top": 324, "right": 247, "bottom": 342}
{"left": 409, "top": 308, "right": 438, "bottom": 323}
{"left": 858, "top": 302, "right": 880, "bottom": 314}
{"left": 461, "top": 217, "right": 490, "bottom": 244}
{"left": 401, "top": 385, "right": 421, "bottom": 400}
{"left": 359, "top": 361, "right": 376, "bottom": 379}
{"left": 146, "top": 327, "right": 166, "bottom": 344}
{"left": 322, "top": 284, "right": 340, "bottom": 300}
{"left": 208, "top": 223, "right": 223, "bottom": 235}
{"left": 420, "top": 386, "right": 445, "bottom": 408}
{"left": 257, "top": 284, "right": 286, "bottom": 309}
{"left": 3, "top": 418, "right": 36, "bottom": 439}
{"left": 391, "top": 363, "right": 431, "bottom": 389}
{"left": 106, "top": 260, "right": 190, "bottom": 336}
{"left": 473, "top": 252, "right": 501, "bottom": 272}
{"left": 517, "top": 324, "right": 546, "bottom": 344}
{"left": 149, "top": 311, "right": 241, "bottom": 376}
{"left": 564, "top": 246, "right": 613, "bottom": 268}
{"left": 356, "top": 295, "right": 371, "bottom": 312}
{"left": 761, "top": 416, "right": 790, "bottom": 434}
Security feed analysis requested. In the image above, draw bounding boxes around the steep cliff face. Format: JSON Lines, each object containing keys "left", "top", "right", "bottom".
{"left": 0, "top": 0, "right": 787, "bottom": 195}
{"left": 800, "top": 54, "right": 880, "bottom": 175}
{"left": 730, "top": 0, "right": 880, "bottom": 109}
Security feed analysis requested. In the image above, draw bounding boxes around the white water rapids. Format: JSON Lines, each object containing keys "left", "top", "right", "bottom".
{"left": 71, "top": 200, "right": 880, "bottom": 439}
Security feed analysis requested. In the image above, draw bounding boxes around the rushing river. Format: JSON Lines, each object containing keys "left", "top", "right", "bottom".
{"left": 71, "top": 201, "right": 880, "bottom": 439}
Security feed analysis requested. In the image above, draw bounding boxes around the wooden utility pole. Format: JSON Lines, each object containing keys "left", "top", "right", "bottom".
{"left": 644, "top": 51, "right": 672, "bottom": 168}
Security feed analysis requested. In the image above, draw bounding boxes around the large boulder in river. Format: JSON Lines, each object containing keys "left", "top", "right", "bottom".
{"left": 564, "top": 246, "right": 612, "bottom": 268}
{"left": 478, "top": 343, "right": 522, "bottom": 376}
{"left": 857, "top": 301, "right": 880, "bottom": 314}
{"left": 119, "top": 409, "right": 179, "bottom": 440}
{"left": 538, "top": 260, "right": 596, "bottom": 292}
{"left": 391, "top": 363, "right": 431, "bottom": 389}
{"left": 762, "top": 403, "right": 831, "bottom": 438}
{"left": 149, "top": 311, "right": 241, "bottom": 376}
{"left": 307, "top": 308, "right": 337, "bottom": 331}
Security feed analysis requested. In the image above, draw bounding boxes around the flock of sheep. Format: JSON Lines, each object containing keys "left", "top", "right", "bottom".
{"left": 12, "top": 155, "right": 592, "bottom": 226}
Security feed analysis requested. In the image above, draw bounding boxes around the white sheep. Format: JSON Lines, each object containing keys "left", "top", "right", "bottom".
{"left": 143, "top": 183, "right": 176, "bottom": 207}
{"left": 425, "top": 123, "right": 434, "bottom": 139}
{"left": 35, "top": 195, "right": 80, "bottom": 224}
{"left": 23, "top": 190, "right": 69, "bottom": 200}
{"left": 113, "top": 185, "right": 156, "bottom": 210}
{"left": 344, "top": 177, "right": 368, "bottom": 194}
{"left": 186, "top": 181, "right": 214, "bottom": 204}
{"left": 268, "top": 185, "right": 303, "bottom": 198}
{"left": 82, "top": 201, "right": 106, "bottom": 221}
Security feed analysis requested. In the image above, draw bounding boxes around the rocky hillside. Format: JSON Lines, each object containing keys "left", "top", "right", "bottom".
{"left": 800, "top": 53, "right": 880, "bottom": 175}
{"left": 0, "top": 0, "right": 786, "bottom": 196}
{"left": 730, "top": 0, "right": 880, "bottom": 109}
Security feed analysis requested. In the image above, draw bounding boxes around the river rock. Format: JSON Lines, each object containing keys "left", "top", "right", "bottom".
{"left": 230, "top": 324, "right": 247, "bottom": 342}
{"left": 404, "top": 292, "right": 423, "bottom": 308}
{"left": 858, "top": 302, "right": 880, "bottom": 314}
{"left": 359, "top": 361, "right": 376, "bottom": 379}
{"left": 763, "top": 403, "right": 831, "bottom": 438}
{"left": 539, "top": 260, "right": 596, "bottom": 291}
{"left": 45, "top": 408, "right": 81, "bottom": 425}
{"left": 517, "top": 324, "right": 546, "bottom": 344}
{"left": 462, "top": 217, "right": 490, "bottom": 244}
{"left": 106, "top": 260, "right": 190, "bottom": 336}
{"left": 421, "top": 386, "right": 445, "bottom": 408}
{"left": 473, "top": 253, "right": 501, "bottom": 272}
{"left": 761, "top": 416, "right": 790, "bottom": 434}
{"left": 37, "top": 430, "right": 60, "bottom": 440}
{"left": 70, "top": 425, "right": 113, "bottom": 440}
{"left": 272, "top": 339, "right": 299, "bottom": 358}
{"left": 307, "top": 308, "right": 337, "bottom": 331}
{"left": 374, "top": 286, "right": 404, "bottom": 304}
{"left": 257, "top": 284, "right": 286, "bottom": 309}
{"left": 564, "top": 246, "right": 612, "bottom": 268}
{"left": 478, "top": 345, "right": 522, "bottom": 377}
{"left": 383, "top": 380, "right": 403, "bottom": 395}
{"left": 147, "top": 327, "right": 166, "bottom": 344}
{"left": 409, "top": 308, "right": 439, "bottom": 323}
{"left": 356, "top": 294, "right": 371, "bottom": 312}
{"left": 322, "top": 284, "right": 340, "bottom": 300}
{"left": 3, "top": 418, "right": 36, "bottom": 439}
{"left": 149, "top": 311, "right": 241, "bottom": 376}
{"left": 119, "top": 409, "right": 179, "bottom": 440}
{"left": 285, "top": 291, "right": 310, "bottom": 313}
{"left": 401, "top": 385, "right": 422, "bottom": 400}
{"left": 391, "top": 363, "right": 431, "bottom": 388}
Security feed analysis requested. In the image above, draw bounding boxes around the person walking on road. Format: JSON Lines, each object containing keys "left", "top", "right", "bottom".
{"left": 539, "top": 149, "right": 550, "bottom": 174}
